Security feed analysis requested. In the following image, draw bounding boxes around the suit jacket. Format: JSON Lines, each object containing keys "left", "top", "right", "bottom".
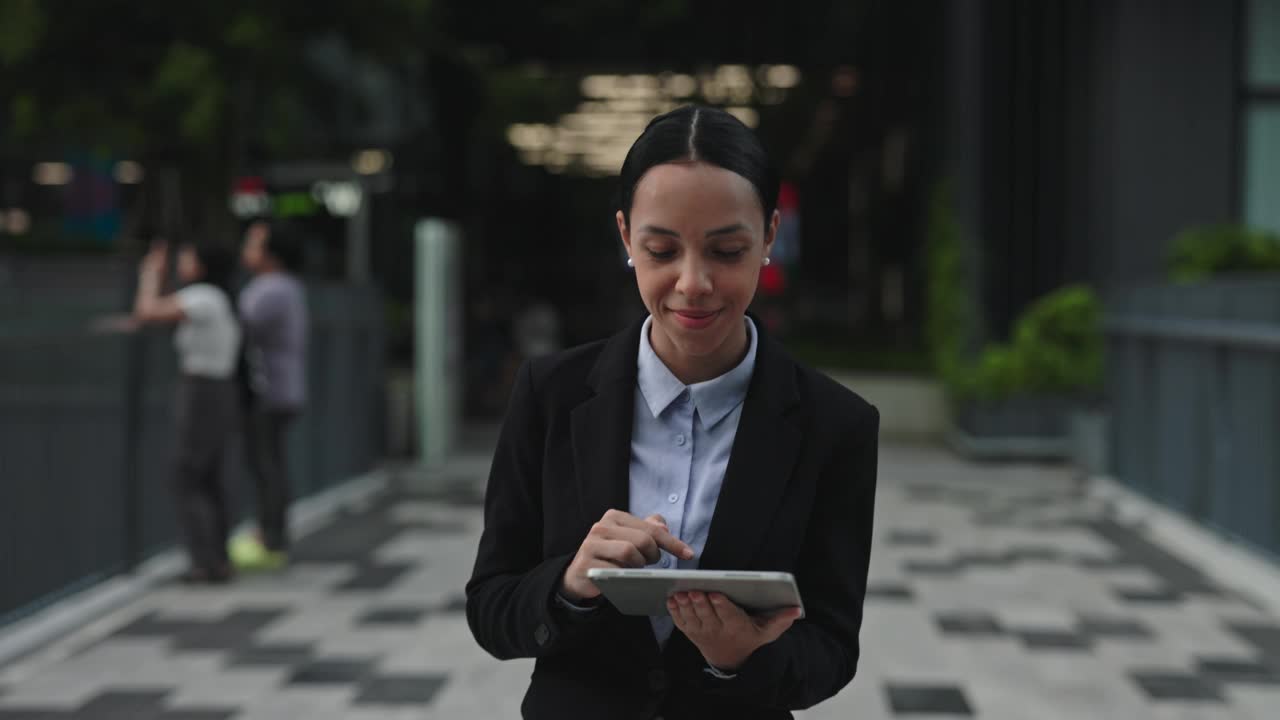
{"left": 466, "top": 315, "right": 879, "bottom": 720}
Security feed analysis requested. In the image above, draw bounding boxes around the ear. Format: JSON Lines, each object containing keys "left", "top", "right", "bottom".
{"left": 763, "top": 209, "right": 780, "bottom": 257}
{"left": 616, "top": 210, "right": 632, "bottom": 260}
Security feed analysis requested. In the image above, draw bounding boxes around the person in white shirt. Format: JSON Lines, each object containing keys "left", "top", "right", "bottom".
{"left": 132, "top": 240, "right": 242, "bottom": 584}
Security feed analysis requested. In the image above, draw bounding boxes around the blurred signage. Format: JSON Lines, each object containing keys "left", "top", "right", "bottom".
{"left": 230, "top": 177, "right": 363, "bottom": 219}
{"left": 311, "top": 181, "right": 363, "bottom": 217}
{"left": 63, "top": 157, "right": 120, "bottom": 244}
{"left": 230, "top": 176, "right": 271, "bottom": 218}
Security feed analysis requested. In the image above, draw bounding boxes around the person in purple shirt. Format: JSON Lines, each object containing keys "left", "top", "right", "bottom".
{"left": 231, "top": 219, "right": 308, "bottom": 570}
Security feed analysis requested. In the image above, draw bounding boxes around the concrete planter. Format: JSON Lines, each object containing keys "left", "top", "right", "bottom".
{"left": 947, "top": 395, "right": 1074, "bottom": 461}
{"left": 822, "top": 371, "right": 946, "bottom": 441}
{"left": 1068, "top": 408, "right": 1111, "bottom": 476}
{"left": 824, "top": 370, "right": 1107, "bottom": 467}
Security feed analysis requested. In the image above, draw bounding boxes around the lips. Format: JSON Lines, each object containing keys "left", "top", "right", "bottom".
{"left": 670, "top": 308, "right": 720, "bottom": 330}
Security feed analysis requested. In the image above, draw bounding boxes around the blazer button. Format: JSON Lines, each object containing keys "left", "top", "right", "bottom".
{"left": 648, "top": 668, "right": 668, "bottom": 693}
{"left": 534, "top": 623, "right": 550, "bottom": 646}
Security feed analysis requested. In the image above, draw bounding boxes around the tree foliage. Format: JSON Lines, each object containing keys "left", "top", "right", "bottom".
{"left": 8, "top": 2, "right": 434, "bottom": 147}
{"left": 0, "top": 0, "right": 436, "bottom": 235}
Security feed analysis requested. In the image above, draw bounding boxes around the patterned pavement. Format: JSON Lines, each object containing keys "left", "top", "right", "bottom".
{"left": 2, "top": 442, "right": 1279, "bottom": 718}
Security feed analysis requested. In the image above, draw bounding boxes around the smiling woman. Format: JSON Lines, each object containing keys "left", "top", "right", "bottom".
{"left": 620, "top": 160, "right": 777, "bottom": 384}
{"left": 466, "top": 105, "right": 881, "bottom": 720}
{"left": 614, "top": 107, "right": 778, "bottom": 385}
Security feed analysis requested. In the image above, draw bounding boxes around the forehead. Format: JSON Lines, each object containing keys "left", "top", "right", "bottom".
{"left": 630, "top": 162, "right": 763, "bottom": 230}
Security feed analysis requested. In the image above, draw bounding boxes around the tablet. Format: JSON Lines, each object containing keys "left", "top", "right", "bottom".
{"left": 586, "top": 568, "right": 805, "bottom": 618}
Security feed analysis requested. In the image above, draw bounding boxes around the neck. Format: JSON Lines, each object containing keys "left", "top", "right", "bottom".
{"left": 651, "top": 317, "right": 749, "bottom": 385}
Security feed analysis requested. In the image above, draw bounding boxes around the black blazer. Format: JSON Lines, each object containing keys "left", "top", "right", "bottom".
{"left": 466, "top": 316, "right": 879, "bottom": 720}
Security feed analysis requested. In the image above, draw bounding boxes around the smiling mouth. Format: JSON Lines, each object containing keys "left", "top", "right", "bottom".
{"left": 669, "top": 308, "right": 721, "bottom": 329}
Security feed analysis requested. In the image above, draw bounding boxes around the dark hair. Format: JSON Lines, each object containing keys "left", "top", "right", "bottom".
{"left": 616, "top": 105, "right": 779, "bottom": 227}
{"left": 186, "top": 242, "right": 238, "bottom": 296}
{"left": 250, "top": 219, "right": 306, "bottom": 272}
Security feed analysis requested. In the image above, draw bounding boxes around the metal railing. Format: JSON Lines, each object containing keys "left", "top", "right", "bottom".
{"left": 1106, "top": 280, "right": 1280, "bottom": 560}
{"left": 0, "top": 284, "right": 386, "bottom": 627}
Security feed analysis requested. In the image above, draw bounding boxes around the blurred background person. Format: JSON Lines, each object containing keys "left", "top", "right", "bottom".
{"left": 511, "top": 299, "right": 562, "bottom": 361}
{"left": 131, "top": 239, "right": 242, "bottom": 584}
{"left": 229, "top": 219, "right": 309, "bottom": 571}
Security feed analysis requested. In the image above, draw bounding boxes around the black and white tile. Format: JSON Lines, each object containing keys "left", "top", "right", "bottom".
{"left": 0, "top": 460, "right": 496, "bottom": 720}
{"left": 799, "top": 444, "right": 1280, "bottom": 719}
{"left": 3, "top": 442, "right": 1280, "bottom": 718}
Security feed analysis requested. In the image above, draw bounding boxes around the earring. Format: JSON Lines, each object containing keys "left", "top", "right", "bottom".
{"left": 762, "top": 257, "right": 771, "bottom": 266}
{"left": 626, "top": 257, "right": 634, "bottom": 267}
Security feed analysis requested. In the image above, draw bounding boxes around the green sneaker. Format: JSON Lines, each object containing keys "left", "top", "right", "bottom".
{"left": 229, "top": 534, "right": 288, "bottom": 571}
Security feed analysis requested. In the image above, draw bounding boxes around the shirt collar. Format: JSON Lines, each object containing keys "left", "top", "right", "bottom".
{"left": 636, "top": 315, "right": 758, "bottom": 428}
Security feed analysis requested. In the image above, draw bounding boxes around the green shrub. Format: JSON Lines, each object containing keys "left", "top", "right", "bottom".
{"left": 955, "top": 344, "right": 1025, "bottom": 401}
{"left": 924, "top": 182, "right": 974, "bottom": 393}
{"left": 1012, "top": 284, "right": 1104, "bottom": 396}
{"left": 949, "top": 285, "right": 1104, "bottom": 402}
{"left": 1168, "top": 224, "right": 1280, "bottom": 282}
{"left": 924, "top": 183, "right": 1104, "bottom": 403}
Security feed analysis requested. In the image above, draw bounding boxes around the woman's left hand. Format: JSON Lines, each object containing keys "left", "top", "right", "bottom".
{"left": 668, "top": 591, "right": 802, "bottom": 672}
{"left": 139, "top": 244, "right": 167, "bottom": 277}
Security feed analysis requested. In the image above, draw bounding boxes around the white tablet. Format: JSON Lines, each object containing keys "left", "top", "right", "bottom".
{"left": 586, "top": 568, "right": 805, "bottom": 618}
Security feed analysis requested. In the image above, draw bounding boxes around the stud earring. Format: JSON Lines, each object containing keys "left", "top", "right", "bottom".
{"left": 762, "top": 257, "right": 772, "bottom": 266}
{"left": 626, "top": 257, "right": 634, "bottom": 267}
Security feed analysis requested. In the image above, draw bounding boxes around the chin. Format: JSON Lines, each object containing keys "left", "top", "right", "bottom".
{"left": 659, "top": 315, "right": 731, "bottom": 353}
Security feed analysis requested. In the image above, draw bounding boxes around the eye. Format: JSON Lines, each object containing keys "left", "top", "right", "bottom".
{"left": 646, "top": 248, "right": 676, "bottom": 261}
{"left": 713, "top": 248, "right": 746, "bottom": 260}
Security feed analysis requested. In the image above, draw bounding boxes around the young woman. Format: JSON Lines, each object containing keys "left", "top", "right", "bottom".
{"left": 132, "top": 240, "right": 242, "bottom": 584}
{"left": 466, "top": 106, "right": 880, "bottom": 719}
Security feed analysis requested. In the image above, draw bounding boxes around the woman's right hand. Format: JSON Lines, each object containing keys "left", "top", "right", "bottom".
{"left": 561, "top": 509, "right": 695, "bottom": 602}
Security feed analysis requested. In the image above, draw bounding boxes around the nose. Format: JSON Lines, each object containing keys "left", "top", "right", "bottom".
{"left": 674, "top": 257, "right": 712, "bottom": 299}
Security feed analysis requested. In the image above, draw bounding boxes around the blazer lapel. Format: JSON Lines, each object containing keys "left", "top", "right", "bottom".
{"left": 570, "top": 319, "right": 642, "bottom": 524}
{"left": 569, "top": 319, "right": 664, "bottom": 660}
{"left": 698, "top": 330, "right": 802, "bottom": 571}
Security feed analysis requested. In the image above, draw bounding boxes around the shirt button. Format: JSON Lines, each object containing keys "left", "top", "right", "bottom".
{"left": 667, "top": 493, "right": 679, "bottom": 504}
{"left": 675, "top": 434, "right": 686, "bottom": 446}
{"left": 534, "top": 623, "right": 550, "bottom": 646}
{"left": 661, "top": 556, "right": 674, "bottom": 568}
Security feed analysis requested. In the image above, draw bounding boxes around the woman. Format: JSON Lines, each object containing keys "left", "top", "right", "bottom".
{"left": 132, "top": 240, "right": 242, "bottom": 584}
{"left": 466, "top": 105, "right": 880, "bottom": 719}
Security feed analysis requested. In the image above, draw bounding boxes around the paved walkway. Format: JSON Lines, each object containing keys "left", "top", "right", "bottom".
{"left": 2, "top": 442, "right": 1279, "bottom": 718}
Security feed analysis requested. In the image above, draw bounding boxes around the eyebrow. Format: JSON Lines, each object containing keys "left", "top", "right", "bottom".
{"left": 639, "top": 223, "right": 748, "bottom": 238}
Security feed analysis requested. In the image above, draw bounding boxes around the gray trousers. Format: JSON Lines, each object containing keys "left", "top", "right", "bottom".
{"left": 173, "top": 375, "right": 238, "bottom": 571}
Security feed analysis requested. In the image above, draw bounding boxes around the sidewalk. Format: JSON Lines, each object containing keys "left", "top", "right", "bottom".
{"left": 2, "top": 440, "right": 1279, "bottom": 718}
